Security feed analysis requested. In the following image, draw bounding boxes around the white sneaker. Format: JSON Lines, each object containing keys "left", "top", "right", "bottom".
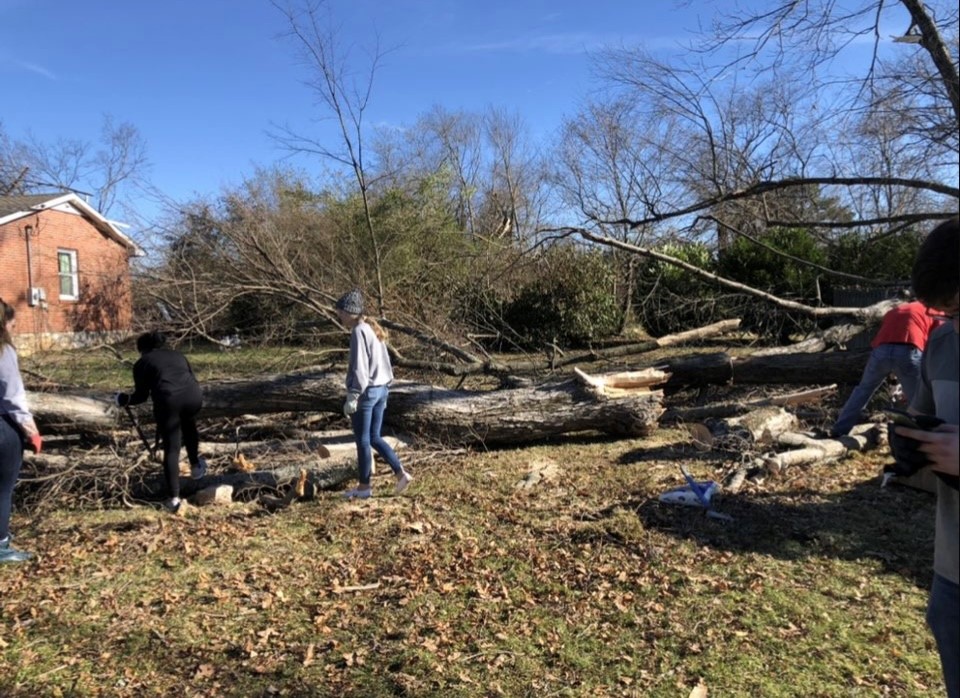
{"left": 191, "top": 457, "right": 208, "bottom": 480}
{"left": 395, "top": 471, "right": 413, "bottom": 494}
{"left": 343, "top": 487, "right": 372, "bottom": 500}
{"left": 163, "top": 498, "right": 182, "bottom": 513}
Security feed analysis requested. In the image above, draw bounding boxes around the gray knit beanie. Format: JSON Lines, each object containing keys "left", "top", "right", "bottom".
{"left": 335, "top": 289, "right": 364, "bottom": 315}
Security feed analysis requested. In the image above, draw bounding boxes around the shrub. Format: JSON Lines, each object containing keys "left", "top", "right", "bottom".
{"left": 716, "top": 228, "right": 826, "bottom": 342}
{"left": 501, "top": 246, "right": 622, "bottom": 349}
{"left": 633, "top": 241, "right": 725, "bottom": 337}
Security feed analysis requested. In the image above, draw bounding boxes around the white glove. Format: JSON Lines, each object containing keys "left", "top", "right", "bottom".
{"left": 343, "top": 391, "right": 360, "bottom": 417}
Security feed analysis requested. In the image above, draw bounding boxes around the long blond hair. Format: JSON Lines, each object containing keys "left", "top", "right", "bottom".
{"left": 364, "top": 316, "right": 389, "bottom": 343}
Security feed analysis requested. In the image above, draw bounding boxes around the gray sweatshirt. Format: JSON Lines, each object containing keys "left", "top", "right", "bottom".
{"left": 345, "top": 321, "right": 394, "bottom": 395}
{"left": 0, "top": 344, "right": 36, "bottom": 434}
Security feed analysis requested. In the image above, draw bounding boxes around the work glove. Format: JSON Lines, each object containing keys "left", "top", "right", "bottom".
{"left": 887, "top": 414, "right": 945, "bottom": 477}
{"left": 343, "top": 391, "right": 360, "bottom": 417}
{"left": 25, "top": 433, "right": 42, "bottom": 455}
{"left": 115, "top": 392, "right": 130, "bottom": 407}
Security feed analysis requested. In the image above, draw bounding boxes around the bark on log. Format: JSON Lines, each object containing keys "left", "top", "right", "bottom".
{"left": 659, "top": 349, "right": 870, "bottom": 391}
{"left": 749, "top": 323, "right": 868, "bottom": 356}
{"left": 764, "top": 426, "right": 881, "bottom": 474}
{"left": 28, "top": 370, "right": 666, "bottom": 447}
{"left": 664, "top": 385, "right": 837, "bottom": 422}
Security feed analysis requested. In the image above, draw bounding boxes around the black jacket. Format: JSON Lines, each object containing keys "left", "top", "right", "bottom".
{"left": 128, "top": 348, "right": 201, "bottom": 406}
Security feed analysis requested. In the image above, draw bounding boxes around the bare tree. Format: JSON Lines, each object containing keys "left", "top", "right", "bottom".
{"left": 479, "top": 107, "right": 550, "bottom": 241}
{"left": 0, "top": 116, "right": 149, "bottom": 217}
{"left": 554, "top": 97, "right": 686, "bottom": 327}
{"left": 553, "top": 0, "right": 957, "bottom": 320}
{"left": 270, "top": 0, "right": 389, "bottom": 314}
{"left": 417, "top": 106, "right": 485, "bottom": 237}
{"left": 0, "top": 123, "right": 29, "bottom": 195}
{"left": 588, "top": 1, "right": 957, "bottom": 237}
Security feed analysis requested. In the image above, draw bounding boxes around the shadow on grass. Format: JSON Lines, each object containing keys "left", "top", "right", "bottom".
{"left": 606, "top": 439, "right": 938, "bottom": 589}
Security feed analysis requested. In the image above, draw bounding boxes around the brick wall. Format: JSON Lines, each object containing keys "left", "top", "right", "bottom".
{"left": 0, "top": 209, "right": 133, "bottom": 344}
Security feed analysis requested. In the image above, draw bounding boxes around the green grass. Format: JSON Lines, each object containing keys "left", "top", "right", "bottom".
{"left": 3, "top": 345, "right": 945, "bottom": 696}
{"left": 0, "top": 433, "right": 944, "bottom": 697}
{"left": 22, "top": 343, "right": 339, "bottom": 390}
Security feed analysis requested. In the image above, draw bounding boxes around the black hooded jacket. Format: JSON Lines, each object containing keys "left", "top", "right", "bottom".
{"left": 128, "top": 348, "right": 202, "bottom": 406}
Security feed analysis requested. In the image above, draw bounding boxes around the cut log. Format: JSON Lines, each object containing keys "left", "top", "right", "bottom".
{"left": 727, "top": 407, "right": 798, "bottom": 445}
{"left": 764, "top": 425, "right": 881, "bottom": 474}
{"left": 28, "top": 369, "right": 667, "bottom": 448}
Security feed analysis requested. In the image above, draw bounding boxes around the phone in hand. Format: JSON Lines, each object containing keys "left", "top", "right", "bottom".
{"left": 884, "top": 408, "right": 945, "bottom": 430}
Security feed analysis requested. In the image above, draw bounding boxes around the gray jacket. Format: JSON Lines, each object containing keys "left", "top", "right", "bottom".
{"left": 0, "top": 344, "right": 36, "bottom": 434}
{"left": 345, "top": 321, "right": 394, "bottom": 395}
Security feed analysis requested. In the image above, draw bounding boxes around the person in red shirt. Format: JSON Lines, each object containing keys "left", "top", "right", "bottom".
{"left": 830, "top": 299, "right": 941, "bottom": 436}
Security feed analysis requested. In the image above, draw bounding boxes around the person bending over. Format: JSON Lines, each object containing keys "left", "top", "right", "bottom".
{"left": 117, "top": 331, "right": 207, "bottom": 512}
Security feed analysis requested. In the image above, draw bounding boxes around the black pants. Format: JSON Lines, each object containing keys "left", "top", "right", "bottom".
{"left": 154, "top": 390, "right": 202, "bottom": 499}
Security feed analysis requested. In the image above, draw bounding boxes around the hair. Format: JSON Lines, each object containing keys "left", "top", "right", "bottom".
{"left": 0, "top": 299, "right": 14, "bottom": 348}
{"left": 364, "top": 316, "right": 389, "bottom": 343}
{"left": 136, "top": 330, "right": 168, "bottom": 354}
{"left": 912, "top": 215, "right": 960, "bottom": 307}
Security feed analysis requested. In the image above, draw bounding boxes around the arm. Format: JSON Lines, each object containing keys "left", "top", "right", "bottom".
{"left": 345, "top": 327, "right": 371, "bottom": 395}
{"left": 127, "top": 358, "right": 153, "bottom": 405}
{"left": 0, "top": 345, "right": 40, "bottom": 451}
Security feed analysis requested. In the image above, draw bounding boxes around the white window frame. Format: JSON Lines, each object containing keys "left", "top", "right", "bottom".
{"left": 57, "top": 249, "right": 79, "bottom": 301}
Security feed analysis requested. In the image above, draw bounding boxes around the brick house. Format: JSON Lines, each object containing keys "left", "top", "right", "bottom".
{"left": 0, "top": 193, "right": 144, "bottom": 350}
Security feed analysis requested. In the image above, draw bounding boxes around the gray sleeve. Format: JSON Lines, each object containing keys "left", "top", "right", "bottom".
{"left": 0, "top": 345, "right": 35, "bottom": 428}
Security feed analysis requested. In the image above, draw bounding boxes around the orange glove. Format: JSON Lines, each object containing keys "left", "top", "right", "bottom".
{"left": 26, "top": 433, "right": 42, "bottom": 454}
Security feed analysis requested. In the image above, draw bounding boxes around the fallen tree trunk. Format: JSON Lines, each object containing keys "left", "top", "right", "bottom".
{"left": 664, "top": 385, "right": 837, "bottom": 422}
{"left": 658, "top": 349, "right": 870, "bottom": 391}
{"left": 29, "top": 348, "right": 869, "bottom": 440}
{"left": 748, "top": 322, "right": 869, "bottom": 356}
{"left": 29, "top": 369, "right": 667, "bottom": 447}
{"left": 22, "top": 451, "right": 359, "bottom": 503}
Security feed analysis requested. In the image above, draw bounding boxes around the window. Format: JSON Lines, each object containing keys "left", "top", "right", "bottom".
{"left": 58, "top": 249, "right": 79, "bottom": 300}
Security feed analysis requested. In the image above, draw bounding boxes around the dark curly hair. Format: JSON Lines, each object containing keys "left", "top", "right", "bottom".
{"left": 0, "top": 299, "right": 15, "bottom": 348}
{"left": 912, "top": 216, "right": 959, "bottom": 308}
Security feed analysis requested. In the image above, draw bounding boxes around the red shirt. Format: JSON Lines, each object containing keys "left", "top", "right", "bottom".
{"left": 871, "top": 301, "right": 941, "bottom": 350}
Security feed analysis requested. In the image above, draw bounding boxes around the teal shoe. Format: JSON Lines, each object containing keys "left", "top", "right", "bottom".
{"left": 0, "top": 536, "right": 33, "bottom": 563}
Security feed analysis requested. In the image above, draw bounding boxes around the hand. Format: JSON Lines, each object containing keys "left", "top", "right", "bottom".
{"left": 897, "top": 424, "right": 960, "bottom": 474}
{"left": 343, "top": 392, "right": 360, "bottom": 417}
{"left": 115, "top": 392, "right": 130, "bottom": 407}
{"left": 26, "top": 433, "right": 42, "bottom": 455}
{"left": 887, "top": 423, "right": 930, "bottom": 476}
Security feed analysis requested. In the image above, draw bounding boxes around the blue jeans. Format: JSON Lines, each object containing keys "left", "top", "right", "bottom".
{"left": 832, "top": 343, "right": 922, "bottom": 436}
{"left": 928, "top": 574, "right": 960, "bottom": 698}
{"left": 0, "top": 417, "right": 24, "bottom": 541}
{"left": 350, "top": 384, "right": 402, "bottom": 486}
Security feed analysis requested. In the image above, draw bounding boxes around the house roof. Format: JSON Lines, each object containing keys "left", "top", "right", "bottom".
{"left": 0, "top": 192, "right": 145, "bottom": 256}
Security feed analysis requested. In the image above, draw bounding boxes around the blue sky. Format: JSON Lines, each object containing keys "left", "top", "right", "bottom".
{"left": 1, "top": 0, "right": 711, "bottom": 222}
{"left": 3, "top": 0, "right": 920, "bottom": 231}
